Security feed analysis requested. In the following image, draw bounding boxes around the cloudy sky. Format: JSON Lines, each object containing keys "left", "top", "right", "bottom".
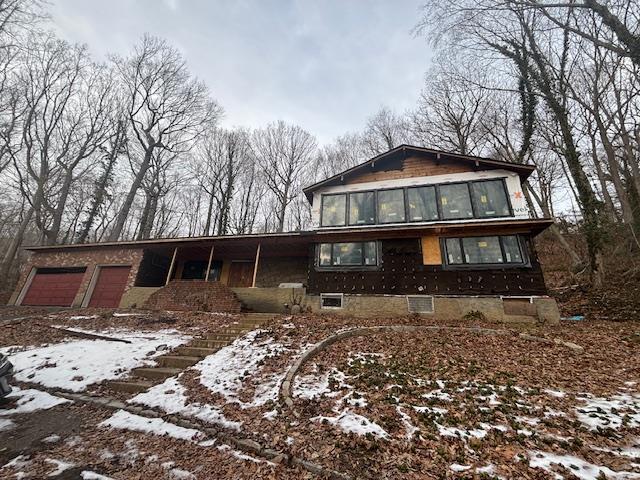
{"left": 50, "top": 0, "right": 431, "bottom": 144}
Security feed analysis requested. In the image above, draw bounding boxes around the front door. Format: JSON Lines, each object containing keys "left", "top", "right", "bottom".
{"left": 227, "top": 261, "right": 254, "bottom": 287}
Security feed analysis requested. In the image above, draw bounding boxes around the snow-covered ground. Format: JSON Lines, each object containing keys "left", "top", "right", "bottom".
{"left": 1, "top": 329, "right": 190, "bottom": 391}
{"left": 0, "top": 387, "right": 71, "bottom": 434}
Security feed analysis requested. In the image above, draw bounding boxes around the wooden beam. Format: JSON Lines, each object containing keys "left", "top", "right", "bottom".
{"left": 165, "top": 247, "right": 178, "bottom": 285}
{"left": 204, "top": 244, "right": 215, "bottom": 281}
{"left": 251, "top": 243, "right": 261, "bottom": 288}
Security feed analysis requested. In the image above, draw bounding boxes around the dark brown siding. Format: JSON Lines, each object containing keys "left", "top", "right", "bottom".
{"left": 256, "top": 256, "right": 308, "bottom": 287}
{"left": 307, "top": 238, "right": 547, "bottom": 296}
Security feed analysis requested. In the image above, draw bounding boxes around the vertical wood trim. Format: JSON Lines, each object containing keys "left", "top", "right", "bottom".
{"left": 204, "top": 245, "right": 215, "bottom": 281}
{"left": 166, "top": 247, "right": 178, "bottom": 285}
{"left": 251, "top": 243, "right": 261, "bottom": 288}
{"left": 15, "top": 267, "right": 37, "bottom": 306}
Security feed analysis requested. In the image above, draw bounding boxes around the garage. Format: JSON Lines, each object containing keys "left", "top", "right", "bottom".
{"left": 21, "top": 267, "right": 86, "bottom": 306}
{"left": 87, "top": 265, "right": 131, "bottom": 308}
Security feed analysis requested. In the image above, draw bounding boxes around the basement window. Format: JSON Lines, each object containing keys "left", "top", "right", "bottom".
{"left": 321, "top": 293, "right": 343, "bottom": 309}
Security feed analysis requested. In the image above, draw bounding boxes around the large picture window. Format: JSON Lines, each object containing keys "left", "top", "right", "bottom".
{"left": 377, "top": 189, "right": 406, "bottom": 223}
{"left": 321, "top": 194, "right": 346, "bottom": 227}
{"left": 349, "top": 191, "right": 375, "bottom": 225}
{"left": 443, "top": 235, "right": 526, "bottom": 266}
{"left": 470, "top": 179, "right": 511, "bottom": 217}
{"left": 407, "top": 186, "right": 438, "bottom": 222}
{"left": 317, "top": 242, "right": 378, "bottom": 268}
{"left": 438, "top": 183, "right": 474, "bottom": 220}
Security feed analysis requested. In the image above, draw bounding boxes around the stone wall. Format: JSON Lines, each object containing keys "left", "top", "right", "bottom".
{"left": 305, "top": 293, "right": 560, "bottom": 324}
{"left": 119, "top": 286, "right": 161, "bottom": 308}
{"left": 143, "top": 280, "right": 242, "bottom": 313}
{"left": 9, "top": 247, "right": 144, "bottom": 307}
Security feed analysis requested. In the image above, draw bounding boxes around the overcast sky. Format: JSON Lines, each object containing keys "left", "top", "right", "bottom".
{"left": 50, "top": 0, "right": 431, "bottom": 144}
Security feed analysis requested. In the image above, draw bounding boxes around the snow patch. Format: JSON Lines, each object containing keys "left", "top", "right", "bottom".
{"left": 81, "top": 472, "right": 114, "bottom": 480}
{"left": 529, "top": 450, "right": 640, "bottom": 479}
{"left": 100, "top": 410, "right": 204, "bottom": 441}
{"left": 2, "top": 329, "right": 189, "bottom": 391}
{"left": 45, "top": 458, "right": 74, "bottom": 476}
{"left": 576, "top": 393, "right": 640, "bottom": 430}
{"left": 313, "top": 409, "right": 389, "bottom": 439}
{"left": 0, "top": 387, "right": 70, "bottom": 416}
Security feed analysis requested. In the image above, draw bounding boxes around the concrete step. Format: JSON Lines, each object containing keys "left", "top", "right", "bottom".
{"left": 176, "top": 346, "right": 219, "bottom": 357}
{"left": 132, "top": 367, "right": 182, "bottom": 380}
{"left": 107, "top": 380, "right": 154, "bottom": 394}
{"left": 156, "top": 355, "right": 201, "bottom": 368}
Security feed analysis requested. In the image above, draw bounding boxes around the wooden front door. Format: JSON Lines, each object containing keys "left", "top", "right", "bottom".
{"left": 228, "top": 261, "right": 254, "bottom": 287}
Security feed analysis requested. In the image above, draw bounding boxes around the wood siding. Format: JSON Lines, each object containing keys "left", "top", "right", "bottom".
{"left": 307, "top": 238, "right": 547, "bottom": 296}
{"left": 344, "top": 155, "right": 470, "bottom": 185}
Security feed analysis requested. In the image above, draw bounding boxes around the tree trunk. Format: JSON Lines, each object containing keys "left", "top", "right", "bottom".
{"left": 0, "top": 207, "right": 34, "bottom": 281}
{"left": 108, "top": 148, "right": 153, "bottom": 241}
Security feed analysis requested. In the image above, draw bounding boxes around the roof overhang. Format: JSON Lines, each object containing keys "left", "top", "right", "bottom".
{"left": 302, "top": 145, "right": 537, "bottom": 203}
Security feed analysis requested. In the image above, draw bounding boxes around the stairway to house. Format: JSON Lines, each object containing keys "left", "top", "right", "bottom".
{"left": 106, "top": 313, "right": 279, "bottom": 394}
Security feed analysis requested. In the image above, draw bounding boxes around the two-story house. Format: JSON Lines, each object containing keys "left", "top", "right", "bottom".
{"left": 8, "top": 145, "right": 560, "bottom": 323}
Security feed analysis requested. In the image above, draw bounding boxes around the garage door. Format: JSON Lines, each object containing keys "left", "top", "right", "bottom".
{"left": 88, "top": 266, "right": 131, "bottom": 308}
{"left": 22, "top": 268, "right": 86, "bottom": 306}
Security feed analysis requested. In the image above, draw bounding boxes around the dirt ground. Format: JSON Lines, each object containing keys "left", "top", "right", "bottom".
{"left": 1, "top": 306, "right": 639, "bottom": 479}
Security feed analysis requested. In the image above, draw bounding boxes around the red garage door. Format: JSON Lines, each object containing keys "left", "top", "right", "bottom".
{"left": 22, "top": 268, "right": 86, "bottom": 306}
{"left": 88, "top": 266, "right": 131, "bottom": 308}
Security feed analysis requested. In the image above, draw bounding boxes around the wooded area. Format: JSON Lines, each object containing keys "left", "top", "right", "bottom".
{"left": 1, "top": 0, "right": 639, "bottom": 299}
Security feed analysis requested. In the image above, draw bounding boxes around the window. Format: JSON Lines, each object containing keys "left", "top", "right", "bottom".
{"left": 462, "top": 236, "right": 504, "bottom": 264}
{"left": 471, "top": 180, "right": 511, "bottom": 217}
{"left": 407, "top": 186, "right": 438, "bottom": 222}
{"left": 321, "top": 293, "right": 343, "bottom": 309}
{"left": 349, "top": 191, "right": 375, "bottom": 225}
{"left": 501, "top": 235, "right": 523, "bottom": 263}
{"left": 321, "top": 194, "right": 346, "bottom": 227}
{"left": 439, "top": 183, "right": 474, "bottom": 220}
{"left": 443, "top": 235, "right": 526, "bottom": 266}
{"left": 377, "top": 189, "right": 405, "bottom": 223}
{"left": 445, "top": 238, "right": 464, "bottom": 264}
{"left": 317, "top": 242, "right": 379, "bottom": 268}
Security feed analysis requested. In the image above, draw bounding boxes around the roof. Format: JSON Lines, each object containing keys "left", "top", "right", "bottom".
{"left": 302, "top": 144, "right": 537, "bottom": 202}
{"left": 24, "top": 219, "right": 554, "bottom": 253}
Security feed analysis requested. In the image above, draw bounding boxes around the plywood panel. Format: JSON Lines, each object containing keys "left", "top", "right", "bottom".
{"left": 345, "top": 155, "right": 471, "bottom": 185}
{"left": 421, "top": 236, "right": 442, "bottom": 265}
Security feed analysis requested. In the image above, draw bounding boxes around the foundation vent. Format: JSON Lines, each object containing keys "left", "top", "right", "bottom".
{"left": 407, "top": 295, "right": 434, "bottom": 313}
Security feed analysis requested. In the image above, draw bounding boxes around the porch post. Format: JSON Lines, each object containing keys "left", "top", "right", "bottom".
{"left": 166, "top": 247, "right": 178, "bottom": 285}
{"left": 251, "top": 242, "right": 261, "bottom": 288}
{"left": 204, "top": 244, "right": 215, "bottom": 281}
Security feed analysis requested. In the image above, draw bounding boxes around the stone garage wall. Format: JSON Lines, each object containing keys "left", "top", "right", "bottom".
{"left": 9, "top": 247, "right": 144, "bottom": 307}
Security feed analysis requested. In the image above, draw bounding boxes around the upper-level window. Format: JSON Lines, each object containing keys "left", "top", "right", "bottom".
{"left": 321, "top": 194, "right": 346, "bottom": 227}
{"left": 470, "top": 179, "right": 511, "bottom": 217}
{"left": 443, "top": 235, "right": 525, "bottom": 266}
{"left": 318, "top": 242, "right": 378, "bottom": 267}
{"left": 377, "top": 189, "right": 405, "bottom": 223}
{"left": 439, "top": 183, "right": 474, "bottom": 220}
{"left": 408, "top": 186, "right": 438, "bottom": 222}
{"left": 318, "top": 178, "right": 513, "bottom": 228}
{"left": 349, "top": 191, "right": 375, "bottom": 225}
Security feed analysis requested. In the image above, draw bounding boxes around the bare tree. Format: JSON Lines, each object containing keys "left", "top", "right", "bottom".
{"left": 362, "top": 106, "right": 411, "bottom": 156}
{"left": 108, "top": 34, "right": 222, "bottom": 241}
{"left": 251, "top": 121, "right": 317, "bottom": 232}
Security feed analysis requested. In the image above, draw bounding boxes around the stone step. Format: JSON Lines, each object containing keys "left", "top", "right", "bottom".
{"left": 156, "top": 355, "right": 201, "bottom": 368}
{"left": 107, "top": 380, "right": 154, "bottom": 394}
{"left": 176, "top": 346, "right": 219, "bottom": 357}
{"left": 132, "top": 367, "right": 182, "bottom": 380}
{"left": 191, "top": 339, "right": 230, "bottom": 349}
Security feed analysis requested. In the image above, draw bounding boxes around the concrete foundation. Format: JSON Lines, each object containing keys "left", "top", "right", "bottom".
{"left": 119, "top": 286, "right": 161, "bottom": 308}
{"left": 231, "top": 287, "right": 306, "bottom": 313}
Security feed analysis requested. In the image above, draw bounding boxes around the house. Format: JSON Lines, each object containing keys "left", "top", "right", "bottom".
{"left": 8, "top": 145, "right": 560, "bottom": 323}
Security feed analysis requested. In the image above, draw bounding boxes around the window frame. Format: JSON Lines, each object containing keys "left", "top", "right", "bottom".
{"left": 436, "top": 181, "right": 476, "bottom": 221}
{"left": 406, "top": 184, "right": 439, "bottom": 223}
{"left": 348, "top": 190, "right": 377, "bottom": 226}
{"left": 315, "top": 241, "right": 380, "bottom": 271}
{"left": 375, "top": 187, "right": 407, "bottom": 224}
{"left": 440, "top": 234, "right": 530, "bottom": 269}
{"left": 320, "top": 193, "right": 347, "bottom": 227}
{"left": 468, "top": 178, "right": 514, "bottom": 219}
